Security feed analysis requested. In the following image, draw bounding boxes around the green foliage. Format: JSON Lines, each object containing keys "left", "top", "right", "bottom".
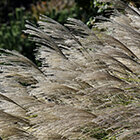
{"left": 82, "top": 127, "right": 109, "bottom": 139}
{"left": 0, "top": 0, "right": 37, "bottom": 23}
{"left": 41, "top": 0, "right": 112, "bottom": 25}
{"left": 46, "top": 4, "right": 80, "bottom": 24}
{"left": 0, "top": 7, "right": 36, "bottom": 61}
{"left": 75, "top": 0, "right": 112, "bottom": 25}
{"left": 103, "top": 135, "right": 117, "bottom": 140}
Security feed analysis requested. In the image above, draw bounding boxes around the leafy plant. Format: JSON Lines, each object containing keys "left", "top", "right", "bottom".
{"left": 75, "top": 0, "right": 112, "bottom": 24}
{"left": 0, "top": 7, "right": 36, "bottom": 61}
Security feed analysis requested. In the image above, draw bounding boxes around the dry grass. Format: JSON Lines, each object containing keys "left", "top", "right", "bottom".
{"left": 0, "top": 1, "right": 140, "bottom": 139}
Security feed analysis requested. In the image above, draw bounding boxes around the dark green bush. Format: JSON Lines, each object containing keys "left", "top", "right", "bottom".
{"left": 75, "top": 0, "right": 112, "bottom": 26}
{"left": 0, "top": 0, "right": 37, "bottom": 23}
{"left": 0, "top": 7, "right": 36, "bottom": 61}
{"left": 45, "top": 4, "right": 80, "bottom": 24}
{"left": 45, "top": 0, "right": 112, "bottom": 25}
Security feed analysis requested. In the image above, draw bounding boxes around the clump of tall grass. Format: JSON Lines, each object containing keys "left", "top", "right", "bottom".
{"left": 0, "top": 0, "right": 139, "bottom": 139}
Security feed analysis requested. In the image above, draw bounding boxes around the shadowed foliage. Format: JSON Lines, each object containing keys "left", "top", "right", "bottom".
{"left": 0, "top": 0, "right": 140, "bottom": 139}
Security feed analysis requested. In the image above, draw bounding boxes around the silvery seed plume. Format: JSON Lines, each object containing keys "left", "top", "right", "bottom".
{"left": 0, "top": 1, "right": 140, "bottom": 140}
